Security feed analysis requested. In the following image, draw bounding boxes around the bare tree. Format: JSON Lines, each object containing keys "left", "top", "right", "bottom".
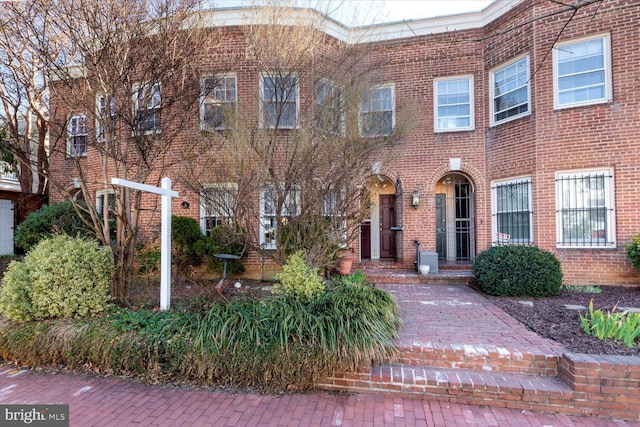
{"left": 0, "top": 2, "right": 51, "bottom": 205}
{"left": 180, "top": 2, "right": 407, "bottom": 269}
{"left": 13, "top": 0, "right": 220, "bottom": 301}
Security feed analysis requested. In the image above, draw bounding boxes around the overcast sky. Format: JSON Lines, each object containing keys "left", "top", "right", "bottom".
{"left": 209, "top": 1, "right": 496, "bottom": 25}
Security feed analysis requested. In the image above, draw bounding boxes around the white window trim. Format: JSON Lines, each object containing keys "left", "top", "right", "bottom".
{"left": 96, "top": 94, "right": 116, "bottom": 142}
{"left": 491, "top": 176, "right": 533, "bottom": 245}
{"left": 316, "top": 78, "right": 346, "bottom": 136}
{"left": 199, "top": 183, "right": 238, "bottom": 234}
{"left": 67, "top": 114, "right": 88, "bottom": 158}
{"left": 259, "top": 73, "right": 300, "bottom": 130}
{"left": 434, "top": 75, "right": 475, "bottom": 132}
{"left": 200, "top": 74, "right": 237, "bottom": 131}
{"left": 489, "top": 55, "right": 531, "bottom": 126}
{"left": 259, "top": 185, "right": 300, "bottom": 249}
{"left": 132, "top": 81, "right": 161, "bottom": 135}
{"left": 96, "top": 189, "right": 116, "bottom": 218}
{"left": 358, "top": 83, "right": 395, "bottom": 138}
{"left": 555, "top": 167, "right": 616, "bottom": 249}
{"left": 552, "top": 33, "right": 612, "bottom": 110}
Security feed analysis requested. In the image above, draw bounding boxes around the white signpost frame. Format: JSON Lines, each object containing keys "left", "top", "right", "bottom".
{"left": 111, "top": 177, "right": 179, "bottom": 310}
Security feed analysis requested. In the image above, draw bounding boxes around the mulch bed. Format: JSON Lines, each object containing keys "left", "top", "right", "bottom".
{"left": 476, "top": 285, "right": 640, "bottom": 356}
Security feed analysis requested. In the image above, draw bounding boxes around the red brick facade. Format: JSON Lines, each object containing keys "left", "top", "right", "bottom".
{"left": 49, "top": 0, "right": 640, "bottom": 285}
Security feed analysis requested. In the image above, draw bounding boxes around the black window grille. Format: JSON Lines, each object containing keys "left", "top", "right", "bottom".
{"left": 556, "top": 172, "right": 614, "bottom": 247}
{"left": 492, "top": 179, "right": 533, "bottom": 245}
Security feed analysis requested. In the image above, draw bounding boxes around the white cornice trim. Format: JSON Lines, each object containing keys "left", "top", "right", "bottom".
{"left": 204, "top": 0, "right": 524, "bottom": 43}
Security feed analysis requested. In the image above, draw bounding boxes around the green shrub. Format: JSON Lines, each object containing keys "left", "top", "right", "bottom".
{"left": 205, "top": 225, "right": 245, "bottom": 274}
{"left": 171, "top": 215, "right": 206, "bottom": 269}
{"left": 14, "top": 201, "right": 93, "bottom": 251}
{"left": 0, "top": 235, "right": 113, "bottom": 322}
{"left": 580, "top": 300, "right": 640, "bottom": 348}
{"left": 273, "top": 251, "right": 326, "bottom": 302}
{"left": 0, "top": 279, "right": 401, "bottom": 393}
{"left": 473, "top": 245, "right": 563, "bottom": 297}
{"left": 135, "top": 242, "right": 161, "bottom": 274}
{"left": 625, "top": 234, "right": 640, "bottom": 271}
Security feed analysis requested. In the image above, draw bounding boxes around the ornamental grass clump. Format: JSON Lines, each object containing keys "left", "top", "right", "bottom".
{"left": 0, "top": 235, "right": 113, "bottom": 322}
{"left": 473, "top": 245, "right": 562, "bottom": 298}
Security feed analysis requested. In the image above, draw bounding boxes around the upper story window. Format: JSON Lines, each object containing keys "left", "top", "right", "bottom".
{"left": 316, "top": 79, "right": 344, "bottom": 135}
{"left": 553, "top": 34, "right": 612, "bottom": 109}
{"left": 490, "top": 56, "right": 530, "bottom": 125}
{"left": 359, "top": 84, "right": 394, "bottom": 137}
{"left": 200, "top": 183, "right": 237, "bottom": 236}
{"left": 556, "top": 168, "right": 615, "bottom": 248}
{"left": 434, "top": 76, "right": 474, "bottom": 132}
{"left": 96, "top": 94, "right": 116, "bottom": 142}
{"left": 492, "top": 177, "right": 533, "bottom": 245}
{"left": 67, "top": 115, "right": 88, "bottom": 157}
{"left": 133, "top": 82, "right": 161, "bottom": 134}
{"left": 201, "top": 75, "right": 237, "bottom": 130}
{"left": 260, "top": 74, "right": 298, "bottom": 129}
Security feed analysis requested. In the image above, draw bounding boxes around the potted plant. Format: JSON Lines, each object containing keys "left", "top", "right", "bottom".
{"left": 338, "top": 248, "right": 354, "bottom": 275}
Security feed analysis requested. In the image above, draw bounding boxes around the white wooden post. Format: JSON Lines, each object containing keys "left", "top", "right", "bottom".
{"left": 111, "top": 177, "right": 179, "bottom": 310}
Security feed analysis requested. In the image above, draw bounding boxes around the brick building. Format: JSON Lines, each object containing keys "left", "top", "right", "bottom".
{"left": 49, "top": 0, "right": 640, "bottom": 285}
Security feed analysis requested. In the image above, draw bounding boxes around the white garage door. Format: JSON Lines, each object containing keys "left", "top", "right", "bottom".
{"left": 0, "top": 199, "right": 14, "bottom": 255}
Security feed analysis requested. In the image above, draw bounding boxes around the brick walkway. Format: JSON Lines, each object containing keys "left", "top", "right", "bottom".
{"left": 0, "top": 367, "right": 635, "bottom": 426}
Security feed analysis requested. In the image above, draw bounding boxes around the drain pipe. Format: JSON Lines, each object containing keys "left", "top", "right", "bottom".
{"left": 414, "top": 240, "right": 420, "bottom": 272}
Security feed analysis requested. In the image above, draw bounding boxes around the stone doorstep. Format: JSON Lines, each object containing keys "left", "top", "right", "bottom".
{"left": 391, "top": 341, "right": 560, "bottom": 376}
{"left": 363, "top": 271, "right": 474, "bottom": 286}
{"left": 318, "top": 364, "right": 575, "bottom": 413}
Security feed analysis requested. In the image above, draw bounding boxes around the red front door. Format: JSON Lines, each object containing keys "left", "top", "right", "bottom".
{"left": 380, "top": 194, "right": 395, "bottom": 258}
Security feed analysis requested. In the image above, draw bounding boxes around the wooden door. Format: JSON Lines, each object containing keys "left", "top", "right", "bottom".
{"left": 379, "top": 194, "right": 395, "bottom": 258}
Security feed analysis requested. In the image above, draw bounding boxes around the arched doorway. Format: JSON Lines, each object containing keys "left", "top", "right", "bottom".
{"left": 435, "top": 173, "right": 475, "bottom": 262}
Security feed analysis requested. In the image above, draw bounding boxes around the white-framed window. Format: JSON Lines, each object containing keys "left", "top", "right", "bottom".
{"left": 200, "top": 183, "right": 237, "bottom": 236}
{"left": 434, "top": 76, "right": 474, "bottom": 132}
{"left": 96, "top": 94, "right": 116, "bottom": 142}
{"left": 553, "top": 33, "right": 612, "bottom": 109}
{"left": 556, "top": 168, "right": 615, "bottom": 248}
{"left": 201, "top": 74, "right": 237, "bottom": 130}
{"left": 490, "top": 55, "right": 530, "bottom": 125}
{"left": 322, "top": 187, "right": 347, "bottom": 247}
{"left": 316, "top": 79, "right": 344, "bottom": 135}
{"left": 260, "top": 74, "right": 299, "bottom": 129}
{"left": 133, "top": 82, "right": 161, "bottom": 134}
{"left": 96, "top": 189, "right": 116, "bottom": 220}
{"left": 259, "top": 185, "right": 300, "bottom": 249}
{"left": 359, "top": 84, "right": 394, "bottom": 137}
{"left": 67, "top": 115, "right": 88, "bottom": 157}
{"left": 491, "top": 177, "right": 533, "bottom": 245}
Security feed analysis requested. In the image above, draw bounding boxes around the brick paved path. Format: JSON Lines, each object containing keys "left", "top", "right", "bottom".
{"left": 1, "top": 367, "right": 636, "bottom": 426}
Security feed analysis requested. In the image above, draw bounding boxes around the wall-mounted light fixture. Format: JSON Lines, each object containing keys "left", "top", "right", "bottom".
{"left": 412, "top": 189, "right": 420, "bottom": 209}
{"left": 181, "top": 197, "right": 190, "bottom": 209}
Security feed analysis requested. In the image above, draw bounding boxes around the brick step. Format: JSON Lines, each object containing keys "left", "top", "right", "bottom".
{"left": 319, "top": 364, "right": 576, "bottom": 415}
{"left": 362, "top": 270, "right": 474, "bottom": 286}
{"left": 392, "top": 341, "right": 559, "bottom": 376}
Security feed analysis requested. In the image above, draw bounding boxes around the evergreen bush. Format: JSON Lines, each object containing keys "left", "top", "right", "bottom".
{"left": 473, "top": 245, "right": 563, "bottom": 297}
{"left": 13, "top": 201, "right": 92, "bottom": 251}
{"left": 625, "top": 234, "right": 640, "bottom": 271}
{"left": 0, "top": 235, "right": 113, "bottom": 322}
{"left": 273, "top": 250, "right": 326, "bottom": 302}
{"left": 171, "top": 215, "right": 206, "bottom": 268}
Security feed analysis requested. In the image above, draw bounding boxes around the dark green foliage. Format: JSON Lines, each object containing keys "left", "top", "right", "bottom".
{"left": 473, "top": 245, "right": 563, "bottom": 298}
{"left": 14, "top": 201, "right": 93, "bottom": 251}
{"left": 204, "top": 225, "right": 245, "bottom": 274}
{"left": 135, "top": 243, "right": 161, "bottom": 274}
{"left": 0, "top": 280, "right": 401, "bottom": 393}
{"left": 625, "top": 234, "right": 640, "bottom": 271}
{"left": 171, "top": 215, "right": 206, "bottom": 269}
